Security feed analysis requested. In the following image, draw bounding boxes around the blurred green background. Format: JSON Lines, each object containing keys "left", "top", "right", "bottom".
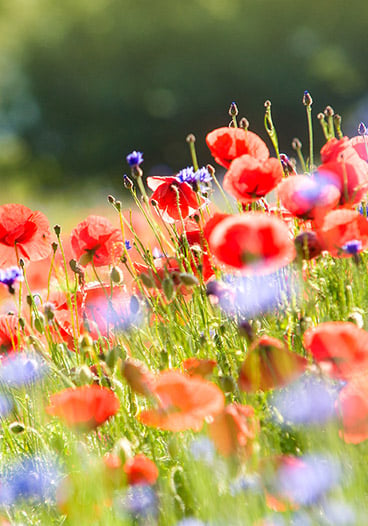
{"left": 0, "top": 0, "right": 367, "bottom": 221}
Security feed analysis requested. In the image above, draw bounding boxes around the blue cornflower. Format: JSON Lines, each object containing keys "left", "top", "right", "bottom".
{"left": 0, "top": 266, "right": 23, "bottom": 294}
{"left": 176, "top": 166, "right": 212, "bottom": 185}
{"left": 126, "top": 151, "right": 144, "bottom": 168}
{"left": 229, "top": 474, "right": 262, "bottom": 496}
{"left": 276, "top": 454, "right": 340, "bottom": 507}
{"left": 189, "top": 437, "right": 215, "bottom": 464}
{"left": 118, "top": 485, "right": 157, "bottom": 520}
{"left": 272, "top": 374, "right": 339, "bottom": 426}
{"left": 125, "top": 240, "right": 132, "bottom": 251}
{"left": 342, "top": 239, "right": 362, "bottom": 255}
{"left": 0, "top": 353, "right": 47, "bottom": 388}
{"left": 0, "top": 456, "right": 62, "bottom": 505}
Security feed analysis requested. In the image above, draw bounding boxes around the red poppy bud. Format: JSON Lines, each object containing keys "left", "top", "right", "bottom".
{"left": 124, "top": 454, "right": 159, "bottom": 486}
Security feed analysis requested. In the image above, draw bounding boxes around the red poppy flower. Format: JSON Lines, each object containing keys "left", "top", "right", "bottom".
{"left": 124, "top": 454, "right": 159, "bottom": 486}
{"left": 317, "top": 161, "right": 368, "bottom": 207}
{"left": 277, "top": 175, "right": 340, "bottom": 220}
{"left": 0, "top": 204, "right": 52, "bottom": 266}
{"left": 182, "top": 357, "right": 217, "bottom": 378}
{"left": 147, "top": 176, "right": 204, "bottom": 223}
{"left": 206, "top": 127, "right": 269, "bottom": 169}
{"left": 46, "top": 385, "right": 120, "bottom": 430}
{"left": 84, "top": 283, "right": 135, "bottom": 337}
{"left": 138, "top": 370, "right": 225, "bottom": 432}
{"left": 303, "top": 322, "right": 368, "bottom": 380}
{"left": 223, "top": 155, "right": 283, "bottom": 203}
{"left": 314, "top": 209, "right": 368, "bottom": 257}
{"left": 0, "top": 314, "right": 23, "bottom": 352}
{"left": 70, "top": 215, "right": 124, "bottom": 267}
{"left": 208, "top": 403, "right": 259, "bottom": 457}
{"left": 349, "top": 135, "right": 368, "bottom": 162}
{"left": 208, "top": 212, "right": 295, "bottom": 272}
{"left": 238, "top": 336, "right": 307, "bottom": 392}
{"left": 122, "top": 358, "right": 155, "bottom": 396}
{"left": 338, "top": 374, "right": 368, "bottom": 444}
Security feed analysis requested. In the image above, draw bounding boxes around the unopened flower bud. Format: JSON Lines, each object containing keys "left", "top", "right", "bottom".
{"left": 53, "top": 224, "right": 61, "bottom": 236}
{"left": 122, "top": 358, "right": 155, "bottom": 396}
{"left": 292, "top": 138, "right": 302, "bottom": 150}
{"left": 264, "top": 100, "right": 271, "bottom": 108}
{"left": 162, "top": 277, "right": 174, "bottom": 300}
{"left": 229, "top": 102, "right": 239, "bottom": 117}
{"left": 123, "top": 174, "right": 134, "bottom": 189}
{"left": 239, "top": 117, "right": 249, "bottom": 130}
{"left": 303, "top": 90, "right": 313, "bottom": 106}
{"left": 9, "top": 422, "right": 25, "bottom": 434}
{"left": 179, "top": 273, "right": 199, "bottom": 287}
{"left": 52, "top": 242, "right": 58, "bottom": 253}
{"left": 43, "top": 302, "right": 55, "bottom": 322}
{"left": 140, "top": 273, "right": 156, "bottom": 288}
{"left": 79, "top": 333, "right": 93, "bottom": 351}
{"left": 107, "top": 195, "right": 116, "bottom": 204}
{"left": 186, "top": 133, "right": 196, "bottom": 144}
{"left": 34, "top": 314, "right": 45, "bottom": 334}
{"left": 324, "top": 105, "right": 334, "bottom": 117}
{"left": 110, "top": 266, "right": 124, "bottom": 284}
{"left": 358, "top": 122, "right": 367, "bottom": 136}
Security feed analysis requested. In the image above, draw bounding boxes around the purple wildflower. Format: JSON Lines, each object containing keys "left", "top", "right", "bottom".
{"left": 0, "top": 266, "right": 23, "bottom": 294}
{"left": 126, "top": 151, "right": 144, "bottom": 168}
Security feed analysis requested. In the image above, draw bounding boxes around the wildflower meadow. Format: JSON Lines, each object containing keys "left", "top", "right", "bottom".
{"left": 0, "top": 96, "right": 368, "bottom": 525}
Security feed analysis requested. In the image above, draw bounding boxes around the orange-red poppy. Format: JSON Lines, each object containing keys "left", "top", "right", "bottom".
{"left": 138, "top": 370, "right": 225, "bottom": 432}
{"left": 147, "top": 176, "right": 204, "bottom": 223}
{"left": 303, "top": 321, "right": 368, "bottom": 380}
{"left": 208, "top": 212, "right": 295, "bottom": 272}
{"left": 238, "top": 336, "right": 307, "bottom": 392}
{"left": 46, "top": 385, "right": 120, "bottom": 430}
{"left": 314, "top": 209, "right": 368, "bottom": 257}
{"left": 124, "top": 454, "right": 159, "bottom": 486}
{"left": 223, "top": 154, "right": 283, "bottom": 203}
{"left": 338, "top": 373, "right": 368, "bottom": 444}
{"left": 70, "top": 215, "right": 124, "bottom": 267}
{"left": 182, "top": 357, "right": 217, "bottom": 378}
{"left": 206, "top": 127, "right": 269, "bottom": 169}
{"left": 207, "top": 403, "right": 259, "bottom": 457}
{"left": 0, "top": 204, "right": 52, "bottom": 266}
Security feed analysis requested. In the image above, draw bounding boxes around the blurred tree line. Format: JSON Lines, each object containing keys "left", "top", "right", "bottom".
{"left": 0, "top": 0, "right": 367, "bottom": 194}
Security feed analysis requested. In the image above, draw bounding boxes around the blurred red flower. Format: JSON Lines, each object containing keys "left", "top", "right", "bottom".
{"left": 338, "top": 373, "right": 368, "bottom": 444}
{"left": 147, "top": 176, "right": 203, "bottom": 222}
{"left": 124, "top": 454, "right": 159, "bottom": 486}
{"left": 314, "top": 209, "right": 368, "bottom": 257}
{"left": 224, "top": 154, "right": 283, "bottom": 203}
{"left": 70, "top": 215, "right": 124, "bottom": 267}
{"left": 208, "top": 212, "right": 295, "bottom": 272}
{"left": 208, "top": 403, "right": 259, "bottom": 457}
{"left": 238, "top": 336, "right": 307, "bottom": 392}
{"left": 0, "top": 314, "right": 23, "bottom": 352}
{"left": 139, "top": 370, "right": 225, "bottom": 432}
{"left": 303, "top": 321, "right": 368, "bottom": 380}
{"left": 277, "top": 175, "right": 340, "bottom": 220}
{"left": 182, "top": 357, "right": 217, "bottom": 378}
{"left": 46, "top": 385, "right": 120, "bottom": 430}
{"left": 206, "top": 127, "right": 269, "bottom": 169}
{"left": 0, "top": 204, "right": 52, "bottom": 266}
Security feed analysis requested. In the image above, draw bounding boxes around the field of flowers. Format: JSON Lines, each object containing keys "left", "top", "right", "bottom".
{"left": 0, "top": 95, "right": 368, "bottom": 525}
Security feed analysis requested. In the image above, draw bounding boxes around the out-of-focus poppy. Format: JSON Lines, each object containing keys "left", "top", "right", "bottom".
{"left": 314, "top": 209, "right": 368, "bottom": 257}
{"left": 207, "top": 403, "right": 259, "bottom": 457}
{"left": 122, "top": 359, "right": 155, "bottom": 396}
{"left": 124, "top": 454, "right": 159, "bottom": 486}
{"left": 206, "top": 127, "right": 269, "bottom": 169}
{"left": 208, "top": 212, "right": 295, "bottom": 273}
{"left": 238, "top": 336, "right": 307, "bottom": 392}
{"left": 0, "top": 204, "right": 52, "bottom": 266}
{"left": 338, "top": 373, "right": 368, "bottom": 444}
{"left": 70, "top": 215, "right": 124, "bottom": 267}
{"left": 147, "top": 176, "right": 204, "bottom": 223}
{"left": 46, "top": 385, "right": 120, "bottom": 430}
{"left": 138, "top": 370, "right": 225, "bottom": 432}
{"left": 294, "top": 231, "right": 323, "bottom": 260}
{"left": 303, "top": 321, "right": 368, "bottom": 380}
{"left": 0, "top": 314, "right": 23, "bottom": 352}
{"left": 182, "top": 358, "right": 217, "bottom": 378}
{"left": 317, "top": 160, "right": 368, "bottom": 207}
{"left": 223, "top": 154, "right": 283, "bottom": 203}
{"left": 277, "top": 175, "right": 340, "bottom": 220}
{"left": 349, "top": 135, "right": 368, "bottom": 162}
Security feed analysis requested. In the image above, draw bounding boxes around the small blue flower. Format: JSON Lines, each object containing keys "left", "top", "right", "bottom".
{"left": 229, "top": 474, "right": 262, "bottom": 496}
{"left": 126, "top": 151, "right": 144, "bottom": 168}
{"left": 120, "top": 485, "right": 157, "bottom": 519}
{"left": 0, "top": 266, "right": 23, "bottom": 293}
{"left": 189, "top": 437, "right": 215, "bottom": 464}
{"left": 176, "top": 166, "right": 212, "bottom": 185}
{"left": 358, "top": 122, "right": 367, "bottom": 136}
{"left": 342, "top": 239, "right": 362, "bottom": 255}
{"left": 0, "top": 353, "right": 47, "bottom": 388}
{"left": 276, "top": 454, "right": 340, "bottom": 506}
{"left": 125, "top": 240, "right": 132, "bottom": 251}
{"left": 272, "top": 374, "right": 339, "bottom": 426}
{"left": 1, "top": 456, "right": 62, "bottom": 505}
